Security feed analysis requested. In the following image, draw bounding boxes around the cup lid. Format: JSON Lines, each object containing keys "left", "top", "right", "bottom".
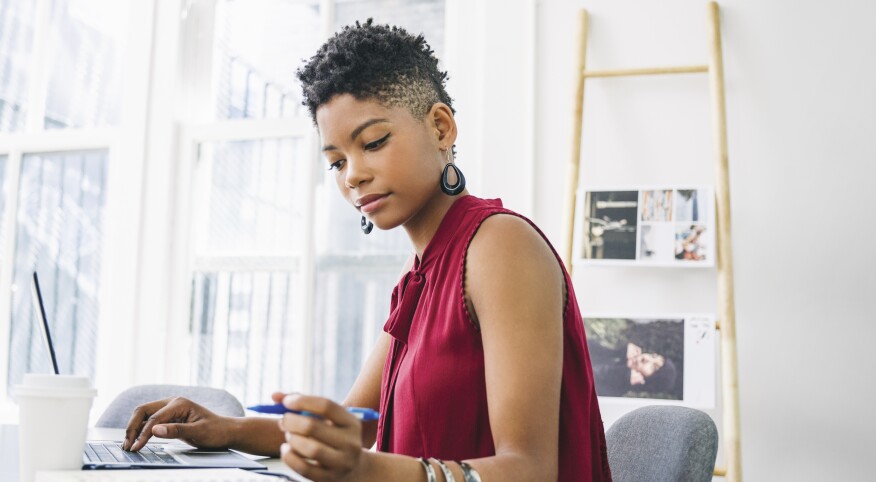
{"left": 12, "top": 374, "right": 97, "bottom": 399}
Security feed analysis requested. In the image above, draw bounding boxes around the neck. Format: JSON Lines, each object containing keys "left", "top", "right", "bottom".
{"left": 403, "top": 190, "right": 470, "bottom": 259}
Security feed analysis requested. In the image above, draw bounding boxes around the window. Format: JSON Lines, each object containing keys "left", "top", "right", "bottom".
{"left": 180, "top": 0, "right": 446, "bottom": 405}
{"left": 7, "top": 150, "right": 108, "bottom": 381}
{"left": 0, "top": 0, "right": 135, "bottom": 409}
{"left": 1, "top": 0, "right": 481, "bottom": 420}
{"left": 0, "top": 0, "right": 35, "bottom": 132}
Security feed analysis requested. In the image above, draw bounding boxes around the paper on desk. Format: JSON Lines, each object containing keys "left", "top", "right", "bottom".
{"left": 35, "top": 468, "right": 277, "bottom": 482}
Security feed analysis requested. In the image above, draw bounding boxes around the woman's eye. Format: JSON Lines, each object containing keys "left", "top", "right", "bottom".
{"left": 328, "top": 159, "right": 345, "bottom": 171}
{"left": 364, "top": 133, "right": 390, "bottom": 151}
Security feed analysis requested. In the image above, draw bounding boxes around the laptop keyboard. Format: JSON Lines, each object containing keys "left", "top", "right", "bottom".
{"left": 85, "top": 442, "right": 180, "bottom": 465}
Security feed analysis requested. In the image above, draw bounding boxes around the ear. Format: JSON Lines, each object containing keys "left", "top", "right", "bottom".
{"left": 427, "top": 102, "right": 457, "bottom": 148}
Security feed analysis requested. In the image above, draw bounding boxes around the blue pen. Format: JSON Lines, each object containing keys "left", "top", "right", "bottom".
{"left": 247, "top": 403, "right": 380, "bottom": 422}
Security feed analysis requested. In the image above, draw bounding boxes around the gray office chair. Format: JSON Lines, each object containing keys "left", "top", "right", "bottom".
{"left": 95, "top": 384, "right": 245, "bottom": 428}
{"left": 605, "top": 405, "right": 719, "bottom": 482}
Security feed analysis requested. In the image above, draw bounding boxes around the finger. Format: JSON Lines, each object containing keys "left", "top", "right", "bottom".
{"left": 283, "top": 394, "right": 357, "bottom": 427}
{"left": 129, "top": 399, "right": 188, "bottom": 452}
{"left": 154, "top": 422, "right": 187, "bottom": 439}
{"left": 280, "top": 412, "right": 352, "bottom": 450}
{"left": 123, "top": 399, "right": 171, "bottom": 451}
{"left": 285, "top": 432, "right": 347, "bottom": 469}
{"left": 280, "top": 442, "right": 334, "bottom": 481}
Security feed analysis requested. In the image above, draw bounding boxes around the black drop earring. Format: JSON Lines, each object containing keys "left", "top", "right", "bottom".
{"left": 361, "top": 216, "right": 374, "bottom": 235}
{"left": 440, "top": 149, "right": 465, "bottom": 196}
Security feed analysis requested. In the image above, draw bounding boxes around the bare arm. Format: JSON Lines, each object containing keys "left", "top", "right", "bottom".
{"left": 277, "top": 216, "right": 565, "bottom": 481}
{"left": 342, "top": 332, "right": 390, "bottom": 447}
{"left": 342, "top": 253, "right": 413, "bottom": 447}
{"left": 460, "top": 214, "right": 564, "bottom": 481}
{"left": 123, "top": 397, "right": 286, "bottom": 456}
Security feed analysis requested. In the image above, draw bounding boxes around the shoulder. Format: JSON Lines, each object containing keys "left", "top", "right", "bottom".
{"left": 465, "top": 214, "right": 563, "bottom": 305}
{"left": 467, "top": 214, "right": 556, "bottom": 267}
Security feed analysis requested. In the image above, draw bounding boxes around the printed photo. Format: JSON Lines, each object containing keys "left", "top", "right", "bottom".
{"left": 641, "top": 189, "right": 673, "bottom": 222}
{"left": 584, "top": 317, "right": 684, "bottom": 401}
{"left": 674, "top": 189, "right": 704, "bottom": 223}
{"left": 675, "top": 224, "right": 708, "bottom": 262}
{"left": 581, "top": 191, "right": 638, "bottom": 261}
{"left": 577, "top": 186, "right": 715, "bottom": 267}
{"left": 639, "top": 224, "right": 675, "bottom": 262}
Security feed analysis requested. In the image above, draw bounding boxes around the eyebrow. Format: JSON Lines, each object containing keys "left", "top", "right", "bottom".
{"left": 322, "top": 118, "right": 391, "bottom": 152}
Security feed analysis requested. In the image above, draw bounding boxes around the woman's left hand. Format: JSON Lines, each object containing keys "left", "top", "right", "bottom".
{"left": 273, "top": 392, "right": 367, "bottom": 481}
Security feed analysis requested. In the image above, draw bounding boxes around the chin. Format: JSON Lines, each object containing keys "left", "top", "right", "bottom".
{"left": 372, "top": 219, "right": 403, "bottom": 231}
{"left": 367, "top": 210, "right": 407, "bottom": 231}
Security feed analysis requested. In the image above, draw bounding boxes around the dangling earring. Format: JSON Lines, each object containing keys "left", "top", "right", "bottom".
{"left": 440, "top": 148, "right": 465, "bottom": 196}
{"left": 361, "top": 216, "right": 374, "bottom": 235}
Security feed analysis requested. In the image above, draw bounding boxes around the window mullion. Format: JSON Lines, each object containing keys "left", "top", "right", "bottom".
{"left": 0, "top": 149, "right": 23, "bottom": 404}
{"left": 24, "top": 0, "right": 50, "bottom": 132}
{"left": 293, "top": 132, "right": 319, "bottom": 393}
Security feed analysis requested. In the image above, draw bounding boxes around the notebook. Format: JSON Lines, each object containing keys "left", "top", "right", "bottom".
{"left": 30, "top": 272, "right": 266, "bottom": 471}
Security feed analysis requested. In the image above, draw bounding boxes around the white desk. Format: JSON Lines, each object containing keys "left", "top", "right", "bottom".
{"left": 0, "top": 425, "right": 305, "bottom": 481}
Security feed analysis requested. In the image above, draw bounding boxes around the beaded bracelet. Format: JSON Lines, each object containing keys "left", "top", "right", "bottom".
{"left": 429, "top": 457, "right": 456, "bottom": 482}
{"left": 418, "top": 457, "right": 437, "bottom": 482}
{"left": 459, "top": 462, "right": 483, "bottom": 482}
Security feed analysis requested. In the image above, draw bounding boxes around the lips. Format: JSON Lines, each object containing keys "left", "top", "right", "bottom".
{"left": 355, "top": 193, "right": 389, "bottom": 214}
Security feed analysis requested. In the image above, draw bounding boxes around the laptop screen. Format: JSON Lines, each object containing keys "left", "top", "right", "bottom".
{"left": 31, "top": 272, "right": 60, "bottom": 375}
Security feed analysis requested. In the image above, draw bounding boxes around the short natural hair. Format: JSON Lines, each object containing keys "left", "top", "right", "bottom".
{"left": 296, "top": 19, "right": 454, "bottom": 124}
{"left": 643, "top": 358, "right": 677, "bottom": 394}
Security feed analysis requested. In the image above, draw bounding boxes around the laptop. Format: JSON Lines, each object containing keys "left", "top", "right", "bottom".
{"left": 30, "top": 272, "right": 267, "bottom": 471}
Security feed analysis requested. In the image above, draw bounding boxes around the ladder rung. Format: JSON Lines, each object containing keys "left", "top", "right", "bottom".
{"left": 583, "top": 65, "right": 709, "bottom": 78}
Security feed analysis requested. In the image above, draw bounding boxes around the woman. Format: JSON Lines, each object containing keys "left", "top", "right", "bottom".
{"left": 588, "top": 341, "right": 678, "bottom": 397}
{"left": 123, "top": 20, "right": 611, "bottom": 481}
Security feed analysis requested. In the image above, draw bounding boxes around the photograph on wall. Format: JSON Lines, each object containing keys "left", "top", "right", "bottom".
{"left": 674, "top": 189, "right": 703, "bottom": 222}
{"left": 675, "top": 224, "right": 709, "bottom": 261}
{"left": 640, "top": 223, "right": 675, "bottom": 262}
{"left": 583, "top": 315, "right": 716, "bottom": 407}
{"left": 641, "top": 189, "right": 673, "bottom": 222}
{"left": 577, "top": 186, "right": 715, "bottom": 267}
{"left": 579, "top": 190, "right": 638, "bottom": 261}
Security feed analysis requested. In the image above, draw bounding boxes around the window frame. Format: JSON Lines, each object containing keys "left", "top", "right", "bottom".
{"left": 0, "top": 0, "right": 154, "bottom": 421}
{"left": 156, "top": 0, "right": 458, "bottom": 399}
{"left": 0, "top": 0, "right": 536, "bottom": 420}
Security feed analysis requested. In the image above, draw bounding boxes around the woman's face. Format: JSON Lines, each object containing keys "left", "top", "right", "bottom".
{"left": 633, "top": 353, "right": 665, "bottom": 378}
{"left": 316, "top": 93, "right": 453, "bottom": 231}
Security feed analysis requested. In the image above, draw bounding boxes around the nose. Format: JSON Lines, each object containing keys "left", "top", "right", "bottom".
{"left": 343, "top": 155, "right": 371, "bottom": 189}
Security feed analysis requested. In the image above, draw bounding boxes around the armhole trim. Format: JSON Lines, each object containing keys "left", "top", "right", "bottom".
{"left": 459, "top": 211, "right": 571, "bottom": 332}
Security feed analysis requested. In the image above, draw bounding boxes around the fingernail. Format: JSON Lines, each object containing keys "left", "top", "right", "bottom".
{"left": 283, "top": 394, "right": 299, "bottom": 406}
{"left": 153, "top": 426, "right": 167, "bottom": 437}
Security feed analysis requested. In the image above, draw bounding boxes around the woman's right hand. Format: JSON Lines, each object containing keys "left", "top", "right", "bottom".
{"left": 123, "top": 397, "right": 233, "bottom": 452}
{"left": 626, "top": 342, "right": 642, "bottom": 368}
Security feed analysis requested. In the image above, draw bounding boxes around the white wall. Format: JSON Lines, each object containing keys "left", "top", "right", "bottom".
{"left": 530, "top": 0, "right": 875, "bottom": 480}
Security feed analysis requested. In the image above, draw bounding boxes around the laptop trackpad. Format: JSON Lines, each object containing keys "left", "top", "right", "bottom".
{"left": 168, "top": 447, "right": 265, "bottom": 468}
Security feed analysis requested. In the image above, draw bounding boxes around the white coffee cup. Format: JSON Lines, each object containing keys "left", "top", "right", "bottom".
{"left": 12, "top": 374, "right": 97, "bottom": 482}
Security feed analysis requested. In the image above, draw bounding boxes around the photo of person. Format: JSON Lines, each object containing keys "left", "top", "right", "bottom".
{"left": 641, "top": 189, "right": 673, "bottom": 222}
{"left": 674, "top": 189, "right": 702, "bottom": 222}
{"left": 675, "top": 224, "right": 708, "bottom": 261}
{"left": 582, "top": 190, "right": 638, "bottom": 260}
{"left": 583, "top": 317, "right": 684, "bottom": 400}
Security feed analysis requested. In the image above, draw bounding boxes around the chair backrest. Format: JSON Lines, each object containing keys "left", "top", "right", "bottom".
{"left": 95, "top": 384, "right": 245, "bottom": 428}
{"left": 605, "top": 405, "right": 718, "bottom": 482}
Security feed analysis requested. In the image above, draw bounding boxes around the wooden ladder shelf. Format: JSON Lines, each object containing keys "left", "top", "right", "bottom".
{"left": 560, "top": 2, "right": 741, "bottom": 480}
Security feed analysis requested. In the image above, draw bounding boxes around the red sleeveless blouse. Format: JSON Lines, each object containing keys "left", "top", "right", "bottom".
{"left": 376, "top": 196, "right": 611, "bottom": 481}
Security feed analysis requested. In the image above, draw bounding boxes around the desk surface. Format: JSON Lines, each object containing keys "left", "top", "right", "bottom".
{"left": 0, "top": 424, "right": 303, "bottom": 481}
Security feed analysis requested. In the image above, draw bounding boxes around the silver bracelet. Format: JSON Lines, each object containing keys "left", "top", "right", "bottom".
{"left": 429, "top": 458, "right": 456, "bottom": 482}
{"left": 418, "top": 457, "right": 437, "bottom": 482}
{"left": 459, "top": 462, "right": 482, "bottom": 482}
